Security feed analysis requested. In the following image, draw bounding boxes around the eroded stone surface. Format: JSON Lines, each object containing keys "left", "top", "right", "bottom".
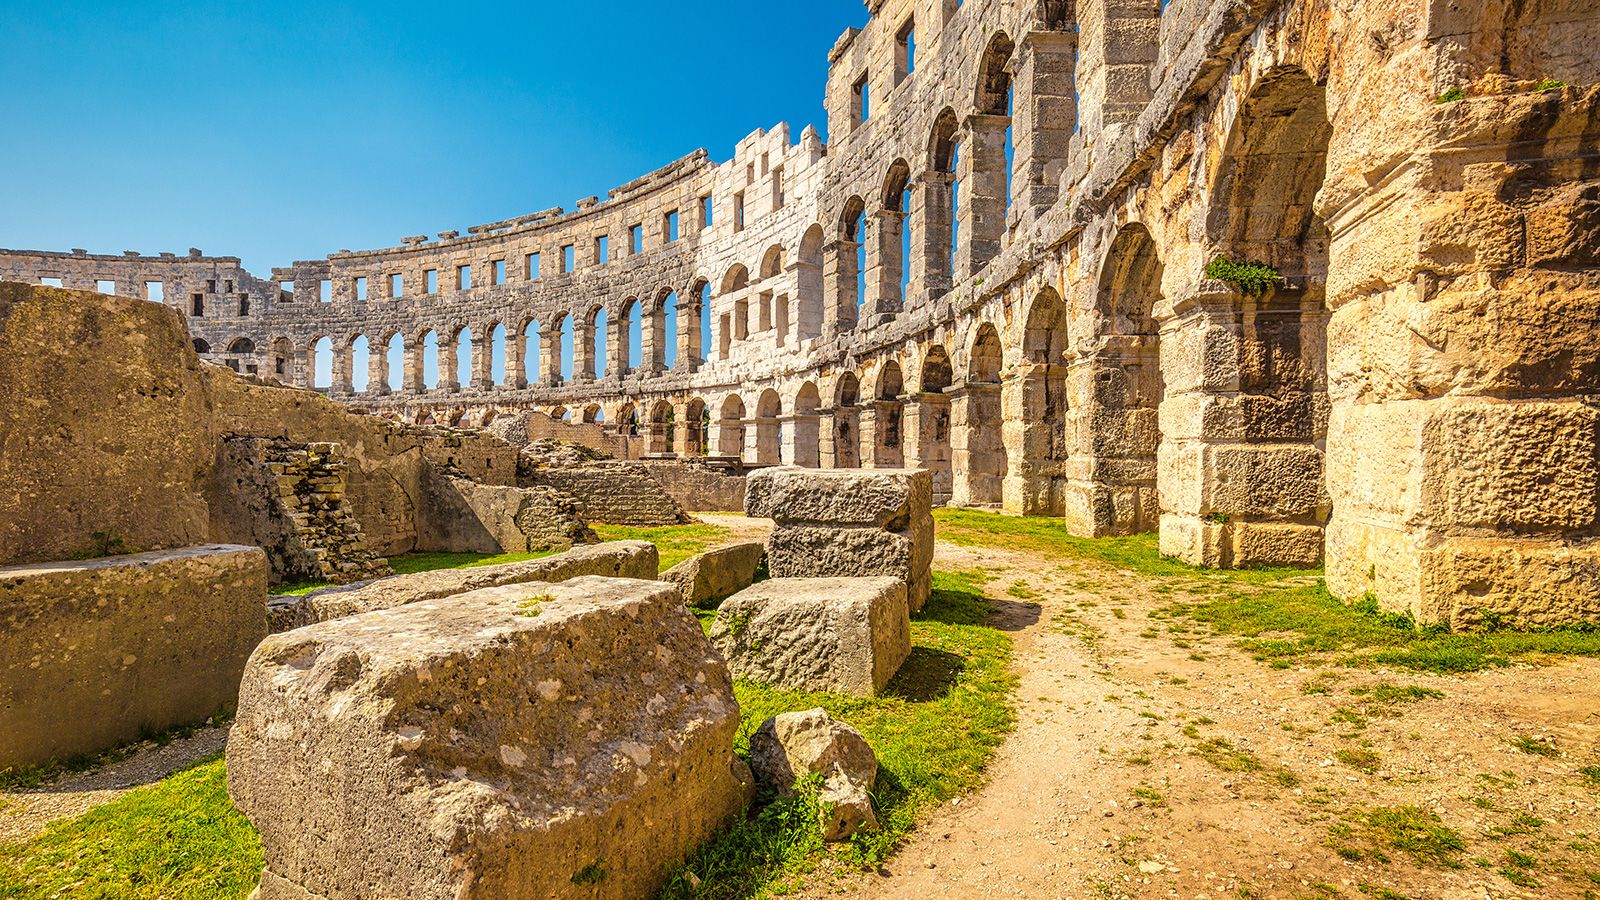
{"left": 0, "top": 545, "right": 268, "bottom": 769}
{"left": 661, "top": 542, "right": 765, "bottom": 606}
{"left": 229, "top": 576, "right": 746, "bottom": 900}
{"left": 709, "top": 577, "right": 910, "bottom": 697}
{"left": 750, "top": 708, "right": 879, "bottom": 842}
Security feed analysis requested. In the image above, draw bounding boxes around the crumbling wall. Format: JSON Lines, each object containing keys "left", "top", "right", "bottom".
{"left": 641, "top": 459, "right": 748, "bottom": 513}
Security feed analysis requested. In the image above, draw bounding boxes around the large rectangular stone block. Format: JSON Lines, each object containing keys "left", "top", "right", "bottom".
{"left": 748, "top": 468, "right": 932, "bottom": 611}
{"left": 229, "top": 576, "right": 747, "bottom": 900}
{"left": 0, "top": 545, "right": 267, "bottom": 769}
{"left": 270, "top": 540, "right": 657, "bottom": 631}
{"left": 661, "top": 541, "right": 765, "bottom": 607}
{"left": 709, "top": 577, "right": 910, "bottom": 696}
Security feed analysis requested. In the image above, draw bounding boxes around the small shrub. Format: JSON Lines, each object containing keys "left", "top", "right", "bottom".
{"left": 1204, "top": 257, "right": 1281, "bottom": 296}
{"left": 1534, "top": 79, "right": 1567, "bottom": 92}
{"left": 1509, "top": 735, "right": 1559, "bottom": 757}
{"left": 1436, "top": 86, "right": 1466, "bottom": 103}
{"left": 1337, "top": 747, "right": 1382, "bottom": 774}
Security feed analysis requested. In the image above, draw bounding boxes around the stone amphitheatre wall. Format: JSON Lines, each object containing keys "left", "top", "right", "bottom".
{"left": 4, "top": 0, "right": 1598, "bottom": 627}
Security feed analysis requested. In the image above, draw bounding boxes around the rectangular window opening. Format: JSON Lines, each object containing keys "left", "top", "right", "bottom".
{"left": 492, "top": 259, "right": 506, "bottom": 285}
{"left": 595, "top": 235, "right": 609, "bottom": 266}
{"left": 191, "top": 294, "right": 205, "bottom": 316}
{"left": 664, "top": 210, "right": 680, "bottom": 242}
{"left": 390, "top": 273, "right": 403, "bottom": 298}
{"left": 319, "top": 279, "right": 332, "bottom": 303}
{"left": 896, "top": 20, "right": 916, "bottom": 85}
{"left": 425, "top": 269, "right": 439, "bottom": 294}
{"left": 560, "top": 245, "right": 574, "bottom": 274}
{"left": 147, "top": 281, "right": 166, "bottom": 303}
{"left": 457, "top": 264, "right": 471, "bottom": 290}
{"left": 39, "top": 276, "right": 63, "bottom": 288}
{"left": 772, "top": 168, "right": 785, "bottom": 210}
{"left": 526, "top": 253, "right": 541, "bottom": 280}
{"left": 700, "top": 196, "right": 714, "bottom": 228}
{"left": 853, "top": 74, "right": 870, "bottom": 127}
{"left": 734, "top": 193, "right": 746, "bottom": 232}
{"left": 630, "top": 224, "right": 643, "bottom": 255}
{"left": 96, "top": 279, "right": 115, "bottom": 295}
{"left": 355, "top": 276, "right": 368, "bottom": 302}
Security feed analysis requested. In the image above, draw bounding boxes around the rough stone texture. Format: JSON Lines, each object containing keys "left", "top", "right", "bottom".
{"left": 269, "top": 540, "right": 658, "bottom": 631}
{"left": 0, "top": 282, "right": 215, "bottom": 566}
{"left": 749, "top": 708, "right": 879, "bottom": 842}
{"left": 641, "top": 459, "right": 749, "bottom": 513}
{"left": 0, "top": 545, "right": 268, "bottom": 769}
{"left": 661, "top": 541, "right": 765, "bottom": 606}
{"left": 229, "top": 576, "right": 747, "bottom": 900}
{"left": 420, "top": 470, "right": 595, "bottom": 555}
{"left": 748, "top": 467, "right": 933, "bottom": 612}
{"left": 6, "top": 1, "right": 1599, "bottom": 629}
{"left": 708, "top": 576, "right": 909, "bottom": 697}
{"left": 211, "top": 437, "right": 391, "bottom": 585}
{"left": 520, "top": 458, "right": 689, "bottom": 526}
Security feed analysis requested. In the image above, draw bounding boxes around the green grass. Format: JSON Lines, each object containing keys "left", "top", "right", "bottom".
{"left": 936, "top": 510, "right": 1600, "bottom": 674}
{"left": 661, "top": 569, "right": 1017, "bottom": 898}
{"left": 592, "top": 522, "right": 732, "bottom": 572}
{"left": 1329, "top": 805, "right": 1466, "bottom": 868}
{"left": 0, "top": 756, "right": 262, "bottom": 899}
{"left": 1580, "top": 765, "right": 1600, "bottom": 787}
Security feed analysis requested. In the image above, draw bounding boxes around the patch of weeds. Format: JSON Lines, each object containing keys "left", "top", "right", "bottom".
{"left": 1350, "top": 683, "right": 1443, "bottom": 704}
{"left": 1331, "top": 707, "right": 1369, "bottom": 730}
{"left": 592, "top": 522, "right": 734, "bottom": 572}
{"left": 1006, "top": 580, "right": 1039, "bottom": 600}
{"left": 1331, "top": 805, "right": 1466, "bottom": 869}
{"left": 1581, "top": 765, "right": 1600, "bottom": 787}
{"left": 1111, "top": 608, "right": 1127, "bottom": 620}
{"left": 1436, "top": 86, "right": 1466, "bottom": 103}
{"left": 1195, "top": 737, "right": 1261, "bottom": 773}
{"left": 571, "top": 861, "right": 607, "bottom": 884}
{"left": 515, "top": 591, "right": 554, "bottom": 618}
{"left": 1337, "top": 747, "right": 1382, "bottom": 774}
{"left": 1498, "top": 848, "right": 1539, "bottom": 887}
{"left": 1356, "top": 885, "right": 1409, "bottom": 900}
{"left": 1509, "top": 735, "right": 1559, "bottom": 757}
{"left": 1534, "top": 79, "right": 1567, "bottom": 91}
{"left": 1132, "top": 786, "right": 1166, "bottom": 807}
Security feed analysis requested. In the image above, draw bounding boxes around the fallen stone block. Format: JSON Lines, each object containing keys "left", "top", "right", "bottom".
{"left": 268, "top": 540, "right": 657, "bottom": 631}
{"left": 0, "top": 545, "right": 268, "bottom": 770}
{"left": 747, "top": 468, "right": 932, "bottom": 611}
{"left": 229, "top": 575, "right": 748, "bottom": 900}
{"left": 749, "top": 708, "right": 879, "bottom": 841}
{"left": 708, "top": 577, "right": 910, "bottom": 697}
{"left": 661, "top": 541, "right": 765, "bottom": 606}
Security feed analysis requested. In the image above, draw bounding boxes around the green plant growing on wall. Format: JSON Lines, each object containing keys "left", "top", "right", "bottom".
{"left": 1533, "top": 79, "right": 1567, "bottom": 92}
{"left": 1205, "top": 257, "right": 1281, "bottom": 297}
{"left": 1436, "top": 86, "right": 1466, "bottom": 103}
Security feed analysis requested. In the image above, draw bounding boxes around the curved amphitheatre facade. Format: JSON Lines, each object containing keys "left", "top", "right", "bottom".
{"left": 5, "top": 0, "right": 1598, "bottom": 626}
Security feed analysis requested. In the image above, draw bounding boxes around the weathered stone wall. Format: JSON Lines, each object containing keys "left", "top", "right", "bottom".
{"left": 418, "top": 470, "right": 594, "bottom": 555}
{"left": 5, "top": 0, "right": 1597, "bottom": 627}
{"left": 641, "top": 459, "right": 748, "bottom": 512}
{"left": 0, "top": 545, "right": 268, "bottom": 769}
{"left": 520, "top": 461, "right": 689, "bottom": 526}
{"left": 0, "top": 283, "right": 216, "bottom": 566}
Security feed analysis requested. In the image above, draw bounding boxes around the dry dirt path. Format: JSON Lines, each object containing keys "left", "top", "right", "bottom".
{"left": 821, "top": 540, "right": 1600, "bottom": 900}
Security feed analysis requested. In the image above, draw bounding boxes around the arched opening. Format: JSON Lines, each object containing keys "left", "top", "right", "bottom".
{"left": 622, "top": 300, "right": 640, "bottom": 374}
{"left": 193, "top": 338, "right": 211, "bottom": 355}
{"left": 916, "top": 345, "right": 955, "bottom": 504}
{"left": 797, "top": 225, "right": 824, "bottom": 340}
{"left": 760, "top": 246, "right": 786, "bottom": 346}
{"left": 685, "top": 398, "right": 709, "bottom": 456}
{"left": 870, "top": 360, "right": 905, "bottom": 467}
{"left": 661, "top": 290, "right": 679, "bottom": 370}
{"left": 717, "top": 395, "right": 746, "bottom": 459}
{"left": 792, "top": 382, "right": 821, "bottom": 467}
{"left": 385, "top": 333, "right": 405, "bottom": 391}
{"left": 691, "top": 279, "right": 711, "bottom": 367}
{"left": 833, "top": 372, "right": 862, "bottom": 468}
{"left": 455, "top": 326, "right": 474, "bottom": 389}
{"left": 879, "top": 160, "right": 912, "bottom": 315}
{"left": 616, "top": 402, "right": 639, "bottom": 437}
{"left": 648, "top": 400, "right": 674, "bottom": 455}
{"left": 1014, "top": 287, "right": 1069, "bottom": 513}
{"left": 557, "top": 314, "right": 575, "bottom": 383}
{"left": 837, "top": 196, "right": 866, "bottom": 330}
{"left": 928, "top": 108, "right": 960, "bottom": 296}
{"left": 421, "top": 329, "right": 441, "bottom": 390}
{"left": 228, "top": 337, "right": 256, "bottom": 354}
{"left": 490, "top": 323, "right": 508, "bottom": 386}
{"left": 963, "top": 32, "right": 1015, "bottom": 274}
{"left": 312, "top": 336, "right": 333, "bottom": 390}
{"left": 1171, "top": 66, "right": 1331, "bottom": 568}
{"left": 1088, "top": 223, "right": 1166, "bottom": 535}
{"left": 582, "top": 404, "right": 601, "bottom": 424}
{"left": 956, "top": 323, "right": 1007, "bottom": 506}
{"left": 720, "top": 265, "right": 749, "bottom": 355}
{"left": 755, "top": 389, "right": 783, "bottom": 465}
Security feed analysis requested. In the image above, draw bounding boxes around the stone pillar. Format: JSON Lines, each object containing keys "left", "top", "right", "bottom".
{"left": 505, "top": 329, "right": 528, "bottom": 390}
{"left": 672, "top": 402, "right": 692, "bottom": 456}
{"left": 644, "top": 305, "right": 666, "bottom": 375}
{"left": 1074, "top": 0, "right": 1157, "bottom": 138}
{"left": 903, "top": 393, "right": 952, "bottom": 505}
{"left": 956, "top": 114, "right": 1010, "bottom": 278}
{"left": 677, "top": 301, "right": 700, "bottom": 373}
{"left": 830, "top": 406, "right": 861, "bottom": 468}
{"left": 858, "top": 400, "right": 904, "bottom": 468}
{"left": 1157, "top": 293, "right": 1327, "bottom": 569}
{"left": 949, "top": 382, "right": 1004, "bottom": 507}
{"left": 1063, "top": 340, "right": 1163, "bottom": 538}
{"left": 863, "top": 209, "right": 906, "bottom": 324}
{"left": 788, "top": 414, "right": 821, "bottom": 467}
{"left": 437, "top": 335, "right": 459, "bottom": 392}
{"left": 823, "top": 239, "right": 861, "bottom": 335}
{"left": 1012, "top": 31, "right": 1078, "bottom": 223}
{"left": 301, "top": 344, "right": 318, "bottom": 390}
{"left": 406, "top": 339, "right": 426, "bottom": 394}
{"left": 474, "top": 328, "right": 494, "bottom": 390}
{"left": 541, "top": 329, "right": 561, "bottom": 386}
{"left": 606, "top": 312, "right": 625, "bottom": 379}
{"left": 911, "top": 170, "right": 954, "bottom": 304}
{"left": 1002, "top": 364, "right": 1066, "bottom": 515}
{"left": 743, "top": 420, "right": 763, "bottom": 466}
{"left": 574, "top": 320, "right": 595, "bottom": 383}
{"left": 331, "top": 346, "right": 353, "bottom": 394}
{"left": 366, "top": 345, "right": 388, "bottom": 396}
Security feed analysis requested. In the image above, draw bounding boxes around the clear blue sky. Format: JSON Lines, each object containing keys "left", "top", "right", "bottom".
{"left": 0, "top": 1, "right": 865, "bottom": 275}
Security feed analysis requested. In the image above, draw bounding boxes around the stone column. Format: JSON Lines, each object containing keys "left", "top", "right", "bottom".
{"left": 644, "top": 305, "right": 666, "bottom": 375}
{"left": 956, "top": 114, "right": 1010, "bottom": 278}
{"left": 858, "top": 400, "right": 905, "bottom": 468}
{"left": 863, "top": 209, "right": 906, "bottom": 324}
{"left": 1002, "top": 364, "right": 1066, "bottom": 515}
{"left": 437, "top": 335, "right": 459, "bottom": 392}
{"left": 505, "top": 328, "right": 528, "bottom": 390}
{"left": 541, "top": 329, "right": 561, "bottom": 386}
{"left": 366, "top": 344, "right": 388, "bottom": 396}
{"left": 301, "top": 344, "right": 318, "bottom": 390}
{"left": 1073, "top": 0, "right": 1157, "bottom": 138}
{"left": 1011, "top": 31, "right": 1078, "bottom": 224}
{"left": 822, "top": 239, "right": 861, "bottom": 335}
{"left": 787, "top": 413, "right": 822, "bottom": 467}
{"left": 677, "top": 300, "right": 700, "bottom": 373}
{"left": 911, "top": 170, "right": 954, "bottom": 304}
{"left": 406, "top": 338, "right": 426, "bottom": 394}
{"left": 331, "top": 345, "right": 353, "bottom": 394}
{"left": 474, "top": 328, "right": 494, "bottom": 389}
{"left": 743, "top": 419, "right": 763, "bottom": 466}
{"left": 672, "top": 401, "right": 692, "bottom": 456}
{"left": 830, "top": 405, "right": 861, "bottom": 468}
{"left": 949, "top": 382, "right": 1004, "bottom": 507}
{"left": 904, "top": 392, "right": 952, "bottom": 504}
{"left": 574, "top": 320, "right": 595, "bottom": 383}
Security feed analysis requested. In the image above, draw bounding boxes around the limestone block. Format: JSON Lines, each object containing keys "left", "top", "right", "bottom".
{"left": 0, "top": 545, "right": 268, "bottom": 769}
{"left": 748, "top": 468, "right": 932, "bottom": 611}
{"left": 1420, "top": 400, "right": 1599, "bottom": 532}
{"left": 1418, "top": 537, "right": 1600, "bottom": 631}
{"left": 1159, "top": 514, "right": 1226, "bottom": 569}
{"left": 1228, "top": 522, "right": 1326, "bottom": 568}
{"left": 708, "top": 577, "right": 910, "bottom": 697}
{"left": 270, "top": 540, "right": 657, "bottom": 631}
{"left": 423, "top": 474, "right": 595, "bottom": 554}
{"left": 1207, "top": 444, "right": 1328, "bottom": 522}
{"left": 661, "top": 542, "right": 765, "bottom": 607}
{"left": 229, "top": 576, "right": 747, "bottom": 900}
{"left": 749, "top": 709, "right": 879, "bottom": 842}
